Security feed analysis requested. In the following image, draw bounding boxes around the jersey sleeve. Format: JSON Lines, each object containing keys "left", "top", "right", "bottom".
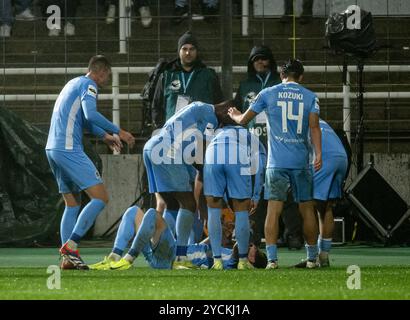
{"left": 81, "top": 80, "right": 120, "bottom": 134}
{"left": 85, "top": 120, "right": 106, "bottom": 138}
{"left": 249, "top": 89, "right": 267, "bottom": 114}
{"left": 310, "top": 94, "right": 320, "bottom": 115}
{"left": 200, "top": 103, "right": 218, "bottom": 131}
{"left": 251, "top": 138, "right": 267, "bottom": 201}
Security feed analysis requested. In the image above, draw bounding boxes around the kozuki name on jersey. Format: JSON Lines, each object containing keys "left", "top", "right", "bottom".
{"left": 250, "top": 81, "right": 320, "bottom": 169}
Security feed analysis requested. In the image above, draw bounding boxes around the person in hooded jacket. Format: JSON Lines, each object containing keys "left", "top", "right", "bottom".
{"left": 233, "top": 45, "right": 281, "bottom": 147}
{"left": 233, "top": 45, "right": 280, "bottom": 243}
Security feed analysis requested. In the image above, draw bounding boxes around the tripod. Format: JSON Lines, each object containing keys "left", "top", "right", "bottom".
{"left": 342, "top": 56, "right": 365, "bottom": 176}
{"left": 356, "top": 59, "right": 365, "bottom": 174}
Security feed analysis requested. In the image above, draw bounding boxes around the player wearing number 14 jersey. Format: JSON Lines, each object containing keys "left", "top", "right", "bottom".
{"left": 228, "top": 59, "right": 322, "bottom": 269}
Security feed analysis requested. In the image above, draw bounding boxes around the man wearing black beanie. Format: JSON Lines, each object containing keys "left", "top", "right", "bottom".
{"left": 151, "top": 30, "right": 223, "bottom": 129}
{"left": 150, "top": 31, "right": 224, "bottom": 265}
{"left": 177, "top": 31, "right": 199, "bottom": 52}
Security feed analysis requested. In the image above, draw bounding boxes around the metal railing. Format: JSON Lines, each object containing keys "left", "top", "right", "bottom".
{"left": 2, "top": 65, "right": 410, "bottom": 144}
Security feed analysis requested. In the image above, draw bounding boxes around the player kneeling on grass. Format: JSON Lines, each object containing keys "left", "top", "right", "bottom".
{"left": 89, "top": 205, "right": 268, "bottom": 270}
{"left": 204, "top": 104, "right": 267, "bottom": 270}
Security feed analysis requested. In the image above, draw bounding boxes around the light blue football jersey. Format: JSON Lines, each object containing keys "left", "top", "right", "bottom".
{"left": 159, "top": 101, "right": 219, "bottom": 163}
{"left": 206, "top": 125, "right": 267, "bottom": 200}
{"left": 46, "top": 76, "right": 119, "bottom": 151}
{"left": 319, "top": 119, "right": 347, "bottom": 159}
{"left": 250, "top": 81, "right": 320, "bottom": 169}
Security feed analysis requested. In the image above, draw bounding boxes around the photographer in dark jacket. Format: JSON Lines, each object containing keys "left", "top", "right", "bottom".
{"left": 151, "top": 31, "right": 224, "bottom": 129}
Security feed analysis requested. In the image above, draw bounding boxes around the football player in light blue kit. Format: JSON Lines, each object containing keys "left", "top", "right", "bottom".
{"left": 142, "top": 101, "right": 228, "bottom": 269}
{"left": 46, "top": 55, "right": 135, "bottom": 269}
{"left": 313, "top": 119, "right": 348, "bottom": 267}
{"left": 229, "top": 59, "right": 322, "bottom": 269}
{"left": 204, "top": 109, "right": 267, "bottom": 270}
{"left": 89, "top": 205, "right": 268, "bottom": 270}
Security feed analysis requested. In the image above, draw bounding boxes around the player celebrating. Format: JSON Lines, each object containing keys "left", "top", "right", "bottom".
{"left": 228, "top": 59, "right": 322, "bottom": 269}
{"left": 142, "top": 101, "right": 228, "bottom": 269}
{"left": 46, "top": 55, "right": 135, "bottom": 269}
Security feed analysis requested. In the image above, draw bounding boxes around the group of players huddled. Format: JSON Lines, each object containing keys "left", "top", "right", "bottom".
{"left": 46, "top": 39, "right": 348, "bottom": 271}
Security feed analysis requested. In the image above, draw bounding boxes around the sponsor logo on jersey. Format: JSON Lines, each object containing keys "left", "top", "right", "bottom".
{"left": 87, "top": 85, "right": 97, "bottom": 98}
{"left": 314, "top": 97, "right": 320, "bottom": 110}
{"left": 250, "top": 92, "right": 261, "bottom": 105}
{"left": 245, "top": 91, "right": 257, "bottom": 104}
{"left": 170, "top": 79, "right": 181, "bottom": 91}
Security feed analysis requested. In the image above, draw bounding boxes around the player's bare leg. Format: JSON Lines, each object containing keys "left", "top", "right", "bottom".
{"left": 299, "top": 200, "right": 319, "bottom": 268}
{"left": 317, "top": 200, "right": 334, "bottom": 267}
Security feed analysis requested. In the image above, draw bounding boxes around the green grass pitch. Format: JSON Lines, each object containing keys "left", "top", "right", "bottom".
{"left": 0, "top": 246, "right": 409, "bottom": 300}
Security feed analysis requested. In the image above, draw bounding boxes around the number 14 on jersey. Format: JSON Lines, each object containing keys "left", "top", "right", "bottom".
{"left": 277, "top": 100, "right": 304, "bottom": 134}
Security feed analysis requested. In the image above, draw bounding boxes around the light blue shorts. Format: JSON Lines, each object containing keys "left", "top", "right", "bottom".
{"left": 313, "top": 156, "right": 348, "bottom": 201}
{"left": 149, "top": 227, "right": 177, "bottom": 269}
{"left": 264, "top": 167, "right": 313, "bottom": 203}
{"left": 46, "top": 149, "right": 102, "bottom": 194}
{"left": 203, "top": 163, "right": 252, "bottom": 199}
{"left": 143, "top": 137, "right": 196, "bottom": 193}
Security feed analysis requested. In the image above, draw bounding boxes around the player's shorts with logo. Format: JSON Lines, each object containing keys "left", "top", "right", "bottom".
{"left": 203, "top": 162, "right": 252, "bottom": 199}
{"left": 46, "top": 149, "right": 102, "bottom": 193}
{"left": 143, "top": 136, "right": 196, "bottom": 193}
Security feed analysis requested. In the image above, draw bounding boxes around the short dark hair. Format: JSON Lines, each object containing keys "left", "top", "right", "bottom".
{"left": 281, "top": 59, "right": 304, "bottom": 79}
{"left": 214, "top": 100, "right": 238, "bottom": 126}
{"left": 252, "top": 248, "right": 268, "bottom": 269}
{"left": 231, "top": 243, "right": 268, "bottom": 269}
{"left": 88, "top": 55, "right": 111, "bottom": 72}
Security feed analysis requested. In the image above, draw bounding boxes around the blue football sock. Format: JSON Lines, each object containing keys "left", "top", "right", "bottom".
{"left": 188, "top": 213, "right": 204, "bottom": 245}
{"left": 305, "top": 243, "right": 319, "bottom": 261}
{"left": 207, "top": 207, "right": 222, "bottom": 258}
{"left": 188, "top": 228, "right": 195, "bottom": 245}
{"left": 163, "top": 209, "right": 178, "bottom": 237}
{"left": 112, "top": 206, "right": 138, "bottom": 256}
{"left": 128, "top": 208, "right": 157, "bottom": 258}
{"left": 69, "top": 198, "right": 106, "bottom": 243}
{"left": 319, "top": 236, "right": 332, "bottom": 253}
{"left": 235, "top": 211, "right": 250, "bottom": 257}
{"left": 175, "top": 208, "right": 194, "bottom": 256}
{"left": 60, "top": 205, "right": 81, "bottom": 244}
{"left": 266, "top": 244, "right": 278, "bottom": 262}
